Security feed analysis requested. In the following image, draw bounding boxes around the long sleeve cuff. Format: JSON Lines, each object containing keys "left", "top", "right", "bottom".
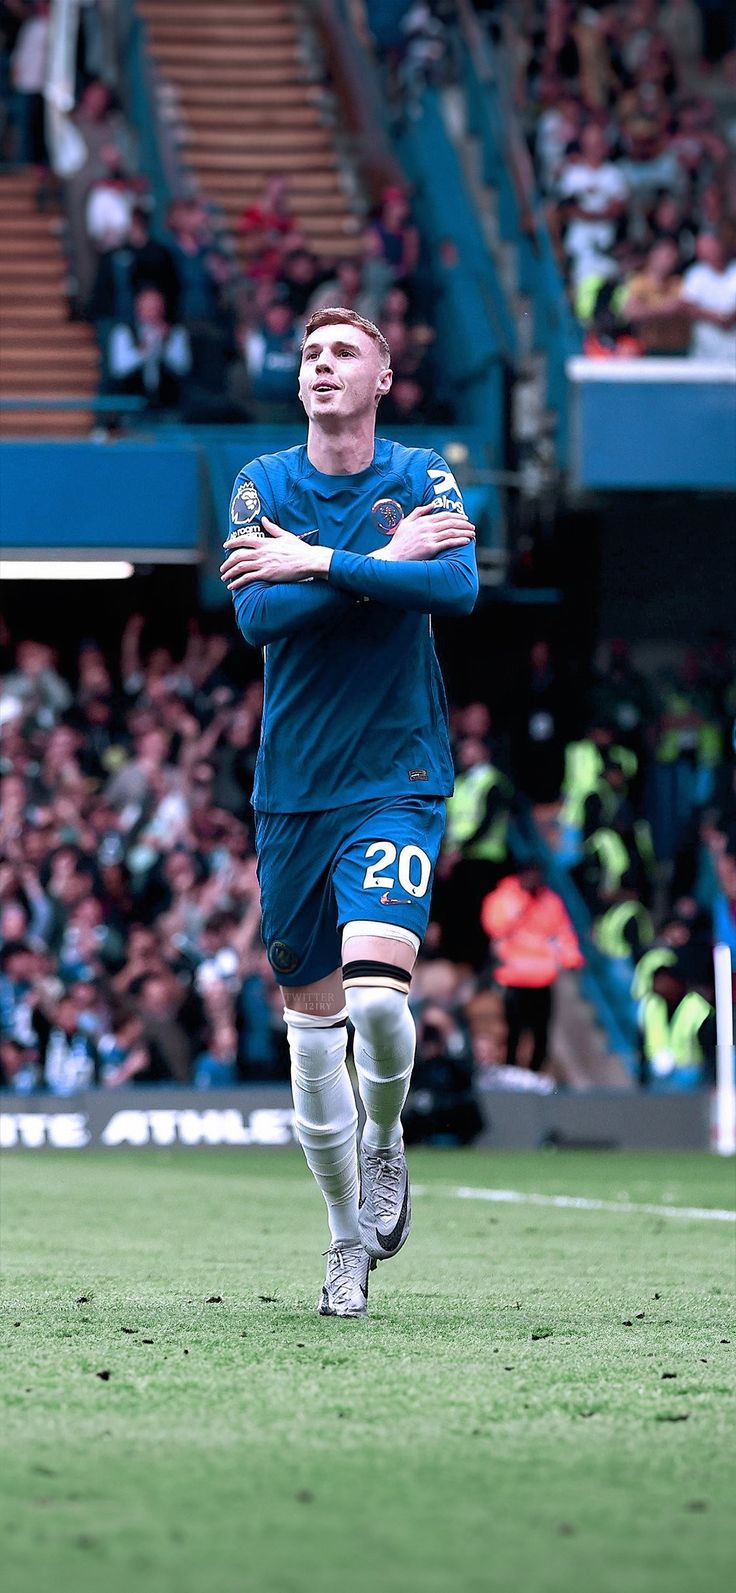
{"left": 327, "top": 548, "right": 478, "bottom": 616}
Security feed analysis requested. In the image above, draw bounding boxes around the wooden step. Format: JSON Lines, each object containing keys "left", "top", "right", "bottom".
{"left": 153, "top": 60, "right": 302, "bottom": 83}
{"left": 0, "top": 414, "right": 92, "bottom": 438}
{"left": 143, "top": 9, "right": 296, "bottom": 20}
{"left": 207, "top": 171, "right": 346, "bottom": 194}
{"left": 1, "top": 292, "right": 71, "bottom": 309}
{"left": 183, "top": 126, "right": 330, "bottom": 150}
{"left": 1, "top": 330, "right": 95, "bottom": 349}
{"left": 193, "top": 150, "right": 337, "bottom": 171}
{"left": 146, "top": 22, "right": 296, "bottom": 43}
{"left": 140, "top": 1, "right": 293, "bottom": 14}
{"left": 1, "top": 260, "right": 67, "bottom": 280}
{"left": 0, "top": 240, "right": 62, "bottom": 257}
{"left": 158, "top": 67, "right": 304, "bottom": 89}
{"left": 151, "top": 41, "right": 299, "bottom": 61}
{"left": 181, "top": 105, "right": 324, "bottom": 128}
{"left": 0, "top": 420, "right": 91, "bottom": 439}
{"left": 0, "top": 327, "right": 90, "bottom": 339}
{"left": 0, "top": 219, "right": 61, "bottom": 235}
{"left": 0, "top": 163, "right": 87, "bottom": 418}
{"left": 159, "top": 67, "right": 303, "bottom": 90}
{"left": 0, "top": 202, "right": 53, "bottom": 218}
{"left": 140, "top": 0, "right": 293, "bottom": 7}
{"left": 0, "top": 351, "right": 92, "bottom": 366}
{"left": 0, "top": 376, "right": 94, "bottom": 391}
{"left": 0, "top": 334, "right": 94, "bottom": 350}
{"left": 1, "top": 310, "right": 73, "bottom": 328}
{"left": 182, "top": 110, "right": 322, "bottom": 130}
{"left": 142, "top": 7, "right": 295, "bottom": 23}
{"left": 1, "top": 343, "right": 96, "bottom": 361}
{"left": 175, "top": 81, "right": 321, "bottom": 102}
{"left": 0, "top": 306, "right": 85, "bottom": 320}
{"left": 0, "top": 377, "right": 96, "bottom": 396}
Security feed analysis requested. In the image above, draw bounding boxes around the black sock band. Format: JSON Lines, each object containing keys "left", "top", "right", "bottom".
{"left": 342, "top": 959, "right": 411, "bottom": 991}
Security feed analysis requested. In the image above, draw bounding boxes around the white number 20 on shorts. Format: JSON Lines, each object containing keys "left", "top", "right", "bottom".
{"left": 362, "top": 841, "right": 432, "bottom": 898}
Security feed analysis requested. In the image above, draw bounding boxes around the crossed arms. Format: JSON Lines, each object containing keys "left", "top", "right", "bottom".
{"left": 222, "top": 504, "right": 479, "bottom": 647}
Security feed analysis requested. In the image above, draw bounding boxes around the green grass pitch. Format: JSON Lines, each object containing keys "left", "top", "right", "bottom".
{"left": 2, "top": 1147, "right": 734, "bottom": 1593}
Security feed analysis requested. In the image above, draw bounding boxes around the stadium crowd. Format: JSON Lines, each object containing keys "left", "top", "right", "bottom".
{"left": 0, "top": 618, "right": 732, "bottom": 1106}
{"left": 503, "top": 0, "right": 736, "bottom": 356}
{"left": 84, "top": 174, "right": 442, "bottom": 426}
{"left": 364, "top": 0, "right": 736, "bottom": 358}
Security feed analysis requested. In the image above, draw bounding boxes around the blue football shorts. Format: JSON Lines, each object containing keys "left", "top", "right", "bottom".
{"left": 255, "top": 795, "right": 447, "bottom": 986}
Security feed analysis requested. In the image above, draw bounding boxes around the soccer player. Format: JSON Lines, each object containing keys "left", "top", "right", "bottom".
{"left": 221, "top": 307, "right": 478, "bottom": 1317}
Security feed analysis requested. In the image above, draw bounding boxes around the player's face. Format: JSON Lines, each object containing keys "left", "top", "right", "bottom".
{"left": 298, "top": 325, "right": 392, "bottom": 422}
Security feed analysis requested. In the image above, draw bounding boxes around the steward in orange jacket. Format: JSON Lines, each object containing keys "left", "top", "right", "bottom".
{"left": 481, "top": 867, "right": 584, "bottom": 1070}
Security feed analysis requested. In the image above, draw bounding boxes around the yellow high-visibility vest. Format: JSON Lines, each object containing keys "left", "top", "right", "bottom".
{"left": 445, "top": 764, "right": 512, "bottom": 861}
{"left": 584, "top": 827, "right": 630, "bottom": 895}
{"left": 641, "top": 991, "right": 713, "bottom": 1073}
{"left": 594, "top": 900, "right": 653, "bottom": 960}
{"left": 561, "top": 740, "right": 637, "bottom": 827}
{"left": 631, "top": 946, "right": 677, "bottom": 1000}
{"left": 656, "top": 700, "right": 722, "bottom": 767}
{"left": 561, "top": 741, "right": 603, "bottom": 827}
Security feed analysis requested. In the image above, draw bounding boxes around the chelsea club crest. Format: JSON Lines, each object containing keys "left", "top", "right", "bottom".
{"left": 371, "top": 498, "right": 403, "bottom": 535}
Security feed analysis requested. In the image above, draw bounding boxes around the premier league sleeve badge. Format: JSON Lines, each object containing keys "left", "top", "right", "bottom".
{"left": 226, "top": 478, "right": 269, "bottom": 545}
{"left": 231, "top": 479, "right": 262, "bottom": 524}
{"left": 371, "top": 498, "right": 404, "bottom": 535}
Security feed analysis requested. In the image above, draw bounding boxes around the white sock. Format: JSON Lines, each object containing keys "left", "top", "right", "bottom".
{"left": 344, "top": 986, "right": 416, "bottom": 1152}
{"left": 285, "top": 1007, "right": 359, "bottom": 1243}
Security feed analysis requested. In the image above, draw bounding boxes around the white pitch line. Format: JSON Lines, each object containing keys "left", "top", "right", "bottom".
{"left": 427, "top": 1186, "right": 735, "bottom": 1224}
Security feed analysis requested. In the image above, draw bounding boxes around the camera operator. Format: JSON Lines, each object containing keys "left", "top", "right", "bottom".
{"left": 403, "top": 1002, "right": 483, "bottom": 1147}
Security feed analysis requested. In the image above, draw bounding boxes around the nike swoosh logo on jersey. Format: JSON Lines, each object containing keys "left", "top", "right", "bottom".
{"left": 379, "top": 891, "right": 413, "bottom": 906}
{"left": 375, "top": 1175, "right": 409, "bottom": 1253}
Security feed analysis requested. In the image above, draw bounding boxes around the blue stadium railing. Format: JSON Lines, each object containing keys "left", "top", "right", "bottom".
{"left": 0, "top": 420, "right": 503, "bottom": 604}
{"left": 124, "top": 0, "right": 189, "bottom": 220}
{"left": 453, "top": 0, "right": 581, "bottom": 471}
{"left": 395, "top": 89, "right": 514, "bottom": 412}
{"left": 521, "top": 806, "right": 640, "bottom": 1078}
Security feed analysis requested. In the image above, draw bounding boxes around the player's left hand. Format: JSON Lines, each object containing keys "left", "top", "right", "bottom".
{"left": 220, "top": 518, "right": 329, "bottom": 589}
{"left": 373, "top": 503, "right": 475, "bottom": 563}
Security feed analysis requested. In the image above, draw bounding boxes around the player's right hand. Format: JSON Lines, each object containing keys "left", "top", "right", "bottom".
{"left": 376, "top": 503, "right": 475, "bottom": 562}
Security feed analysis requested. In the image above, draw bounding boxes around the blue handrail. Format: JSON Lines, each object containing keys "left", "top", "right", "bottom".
{"left": 0, "top": 396, "right": 146, "bottom": 412}
{"left": 454, "top": 2, "right": 581, "bottom": 468}
{"left": 520, "top": 804, "right": 639, "bottom": 1074}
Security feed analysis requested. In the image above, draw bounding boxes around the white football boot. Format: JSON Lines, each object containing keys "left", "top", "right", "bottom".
{"left": 318, "top": 1240, "right": 373, "bottom": 1318}
{"left": 358, "top": 1142, "right": 412, "bottom": 1262}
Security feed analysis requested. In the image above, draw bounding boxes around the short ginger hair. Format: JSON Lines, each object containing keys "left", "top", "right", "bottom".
{"left": 301, "top": 306, "right": 391, "bottom": 368}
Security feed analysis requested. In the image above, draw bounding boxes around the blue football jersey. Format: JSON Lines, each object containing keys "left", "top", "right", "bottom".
{"left": 227, "top": 437, "right": 478, "bottom": 813}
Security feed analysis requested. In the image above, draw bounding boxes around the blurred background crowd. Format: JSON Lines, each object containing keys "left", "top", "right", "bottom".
{"left": 368, "top": 0, "right": 736, "bottom": 359}
{"left": 1, "top": 618, "right": 733, "bottom": 1110}
{"left": 513, "top": 0, "right": 736, "bottom": 357}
